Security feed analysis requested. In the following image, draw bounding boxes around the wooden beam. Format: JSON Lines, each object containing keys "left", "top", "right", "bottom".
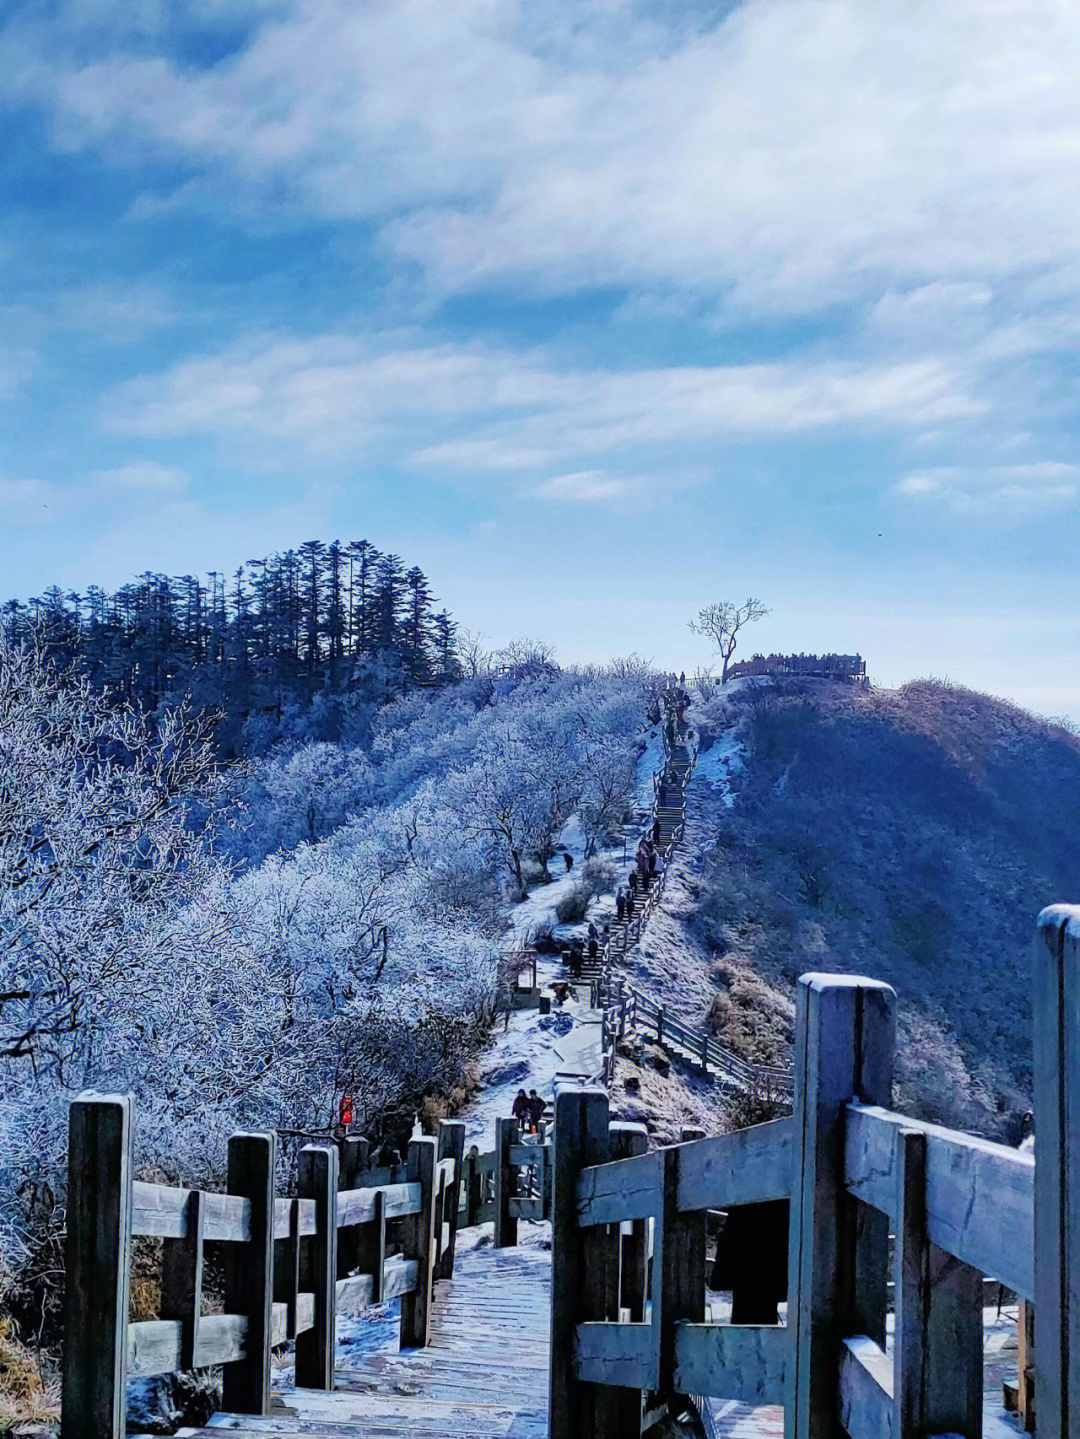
{"left": 495, "top": 1117, "right": 519, "bottom": 1248}
{"left": 132, "top": 1181, "right": 250, "bottom": 1241}
{"left": 549, "top": 1085, "right": 611, "bottom": 1439}
{"left": 337, "top": 1137, "right": 369, "bottom": 1279}
{"left": 672, "top": 1322, "right": 787, "bottom": 1405}
{"left": 576, "top": 1149, "right": 664, "bottom": 1226}
{"left": 436, "top": 1120, "right": 465, "bottom": 1281}
{"left": 1034, "top": 905, "right": 1080, "bottom": 1439}
{"left": 786, "top": 973, "right": 894, "bottom": 1439}
{"left": 838, "top": 1336, "right": 895, "bottom": 1439}
{"left": 894, "top": 1127, "right": 983, "bottom": 1437}
{"left": 295, "top": 1144, "right": 338, "bottom": 1390}
{"left": 221, "top": 1131, "right": 276, "bottom": 1415}
{"left": 574, "top": 1321, "right": 655, "bottom": 1388}
{"left": 399, "top": 1136, "right": 437, "bottom": 1348}
{"left": 61, "top": 1093, "right": 133, "bottom": 1439}
{"left": 336, "top": 1181, "right": 421, "bottom": 1227}
{"left": 845, "top": 1102, "right": 1034, "bottom": 1299}
{"left": 677, "top": 1119, "right": 794, "bottom": 1212}
{"left": 159, "top": 1189, "right": 203, "bottom": 1371}
{"left": 660, "top": 1145, "right": 705, "bottom": 1403}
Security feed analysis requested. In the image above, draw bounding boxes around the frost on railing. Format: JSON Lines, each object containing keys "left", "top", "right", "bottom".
{"left": 550, "top": 917, "right": 1080, "bottom": 1439}
{"left": 59, "top": 1110, "right": 540, "bottom": 1439}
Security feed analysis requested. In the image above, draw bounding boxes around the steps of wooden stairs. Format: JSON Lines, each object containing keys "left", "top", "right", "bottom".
{"left": 188, "top": 1247, "right": 550, "bottom": 1438}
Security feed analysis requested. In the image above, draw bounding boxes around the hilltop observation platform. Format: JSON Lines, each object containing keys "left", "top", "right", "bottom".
{"left": 725, "top": 653, "right": 867, "bottom": 684}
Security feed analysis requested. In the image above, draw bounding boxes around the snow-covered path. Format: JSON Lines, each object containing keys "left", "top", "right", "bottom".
{"left": 459, "top": 729, "right": 663, "bottom": 1149}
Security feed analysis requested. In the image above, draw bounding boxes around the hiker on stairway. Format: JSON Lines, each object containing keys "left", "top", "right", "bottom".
{"left": 588, "top": 933, "right": 599, "bottom": 961}
{"left": 636, "top": 840, "right": 650, "bottom": 881}
{"left": 527, "top": 1090, "right": 545, "bottom": 1133}
{"left": 648, "top": 843, "right": 658, "bottom": 877}
{"left": 512, "top": 1090, "right": 530, "bottom": 1126}
{"left": 652, "top": 816, "right": 662, "bottom": 845}
{"left": 616, "top": 887, "right": 626, "bottom": 922}
{"left": 628, "top": 869, "right": 638, "bottom": 896}
{"left": 625, "top": 887, "right": 636, "bottom": 919}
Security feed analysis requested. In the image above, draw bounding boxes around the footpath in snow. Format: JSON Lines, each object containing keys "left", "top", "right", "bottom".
{"left": 462, "top": 730, "right": 663, "bottom": 1146}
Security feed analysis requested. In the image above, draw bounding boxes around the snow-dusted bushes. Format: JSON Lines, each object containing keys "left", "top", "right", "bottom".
{"left": 691, "top": 678, "right": 1080, "bottom": 1134}
{"left": 0, "top": 643, "right": 649, "bottom": 1311}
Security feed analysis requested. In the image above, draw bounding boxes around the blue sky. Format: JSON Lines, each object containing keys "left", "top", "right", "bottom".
{"left": 2, "top": 0, "right": 1080, "bottom": 715}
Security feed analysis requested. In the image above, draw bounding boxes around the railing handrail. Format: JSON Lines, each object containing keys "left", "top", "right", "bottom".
{"left": 60, "top": 1108, "right": 542, "bottom": 1439}
{"left": 550, "top": 914, "right": 1080, "bottom": 1439}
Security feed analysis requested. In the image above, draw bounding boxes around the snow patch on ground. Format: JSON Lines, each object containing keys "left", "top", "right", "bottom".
{"left": 693, "top": 728, "right": 743, "bottom": 807}
{"left": 634, "top": 728, "right": 663, "bottom": 814}
{"left": 463, "top": 803, "right": 648, "bottom": 1149}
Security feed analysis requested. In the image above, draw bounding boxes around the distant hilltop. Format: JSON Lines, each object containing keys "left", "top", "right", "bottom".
{"left": 726, "top": 652, "right": 867, "bottom": 684}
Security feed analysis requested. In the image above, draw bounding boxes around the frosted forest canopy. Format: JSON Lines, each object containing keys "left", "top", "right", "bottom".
{"left": 0, "top": 539, "right": 459, "bottom": 757}
{"left": 0, "top": 555, "right": 651, "bottom": 1329}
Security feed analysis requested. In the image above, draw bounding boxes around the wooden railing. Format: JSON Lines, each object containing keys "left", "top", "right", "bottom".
{"left": 604, "top": 981, "right": 793, "bottom": 1096}
{"left": 549, "top": 904, "right": 1080, "bottom": 1439}
{"left": 60, "top": 1109, "right": 530, "bottom": 1439}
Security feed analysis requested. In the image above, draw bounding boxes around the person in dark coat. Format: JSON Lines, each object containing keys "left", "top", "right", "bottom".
{"left": 628, "top": 870, "right": 638, "bottom": 895}
{"left": 652, "top": 817, "right": 662, "bottom": 845}
{"left": 616, "top": 888, "right": 626, "bottom": 922}
{"left": 588, "top": 935, "right": 598, "bottom": 960}
{"left": 564, "top": 851, "right": 573, "bottom": 872}
{"left": 648, "top": 845, "right": 658, "bottom": 877}
{"left": 512, "top": 1090, "right": 530, "bottom": 1126}
{"left": 527, "top": 1090, "right": 545, "bottom": 1133}
{"left": 625, "top": 890, "right": 635, "bottom": 919}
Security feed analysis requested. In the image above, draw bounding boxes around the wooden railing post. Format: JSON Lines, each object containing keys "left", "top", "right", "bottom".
{"left": 61, "top": 1093, "right": 133, "bottom": 1439}
{"left": 1034, "top": 906, "right": 1080, "bottom": 1439}
{"left": 659, "top": 1144, "right": 706, "bottom": 1404}
{"left": 785, "top": 973, "right": 894, "bottom": 1439}
{"left": 355, "top": 1190, "right": 386, "bottom": 1303}
{"left": 296, "top": 1144, "right": 338, "bottom": 1390}
{"left": 436, "top": 1119, "right": 465, "bottom": 1280}
{"left": 495, "top": 1116, "right": 518, "bottom": 1248}
{"left": 610, "top": 1121, "right": 649, "bottom": 1333}
{"left": 337, "top": 1136, "right": 369, "bottom": 1279}
{"left": 400, "top": 1135, "right": 437, "bottom": 1348}
{"left": 160, "top": 1189, "right": 204, "bottom": 1370}
{"left": 549, "top": 1084, "right": 611, "bottom": 1439}
{"left": 463, "top": 1144, "right": 481, "bottom": 1227}
{"left": 894, "top": 1127, "right": 982, "bottom": 1437}
{"left": 222, "top": 1132, "right": 276, "bottom": 1415}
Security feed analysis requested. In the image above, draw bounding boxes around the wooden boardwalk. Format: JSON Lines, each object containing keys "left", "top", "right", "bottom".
{"left": 186, "top": 1246, "right": 550, "bottom": 1439}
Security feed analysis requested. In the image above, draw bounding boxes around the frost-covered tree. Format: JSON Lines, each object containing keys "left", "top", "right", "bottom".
{"left": 689, "top": 598, "right": 769, "bottom": 683}
{"left": 0, "top": 638, "right": 222, "bottom": 1072}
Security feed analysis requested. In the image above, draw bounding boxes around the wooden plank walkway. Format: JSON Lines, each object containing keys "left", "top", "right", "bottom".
{"left": 186, "top": 1246, "right": 550, "bottom": 1439}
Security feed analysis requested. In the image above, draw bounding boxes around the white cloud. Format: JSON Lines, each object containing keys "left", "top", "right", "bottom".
{"left": 106, "top": 334, "right": 983, "bottom": 467}
{"left": 893, "top": 463, "right": 1080, "bottom": 516}
{"left": 11, "top": 0, "right": 1080, "bottom": 319}
{"left": 534, "top": 471, "right": 638, "bottom": 503}
{"left": 88, "top": 461, "right": 188, "bottom": 492}
{"left": 411, "top": 439, "right": 552, "bottom": 471}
